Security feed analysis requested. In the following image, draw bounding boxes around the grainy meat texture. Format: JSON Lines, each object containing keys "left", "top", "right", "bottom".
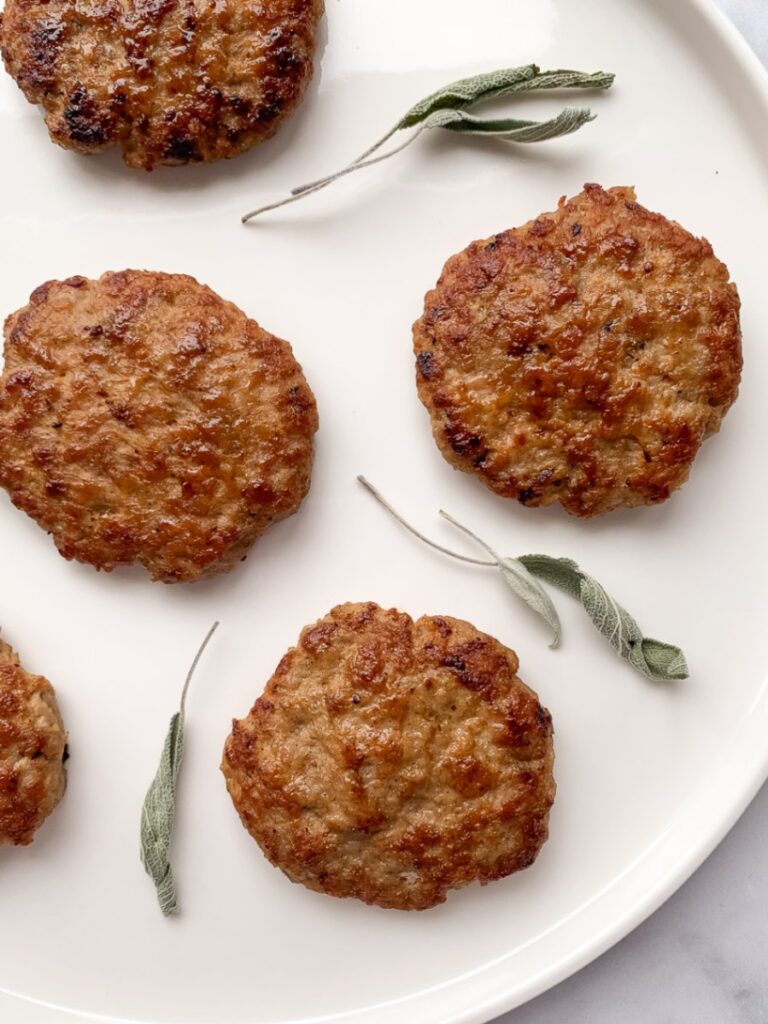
{"left": 413, "top": 184, "right": 742, "bottom": 517}
{"left": 0, "top": 637, "right": 67, "bottom": 846}
{"left": 222, "top": 602, "right": 555, "bottom": 911}
{"left": 0, "top": 0, "right": 324, "bottom": 169}
{"left": 0, "top": 271, "right": 318, "bottom": 583}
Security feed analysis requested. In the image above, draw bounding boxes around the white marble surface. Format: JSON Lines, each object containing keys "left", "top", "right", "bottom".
{"left": 499, "top": 3, "right": 768, "bottom": 1022}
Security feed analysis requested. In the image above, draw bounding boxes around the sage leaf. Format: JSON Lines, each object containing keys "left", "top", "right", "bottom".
{"left": 439, "top": 511, "right": 562, "bottom": 648}
{"left": 504, "top": 68, "right": 615, "bottom": 95}
{"left": 497, "top": 557, "right": 563, "bottom": 648}
{"left": 515, "top": 553, "right": 582, "bottom": 599}
{"left": 140, "top": 712, "right": 184, "bottom": 916}
{"left": 140, "top": 622, "right": 219, "bottom": 917}
{"left": 427, "top": 107, "right": 596, "bottom": 142}
{"left": 519, "top": 555, "right": 688, "bottom": 681}
{"left": 640, "top": 639, "right": 690, "bottom": 680}
{"left": 397, "top": 65, "right": 540, "bottom": 128}
{"left": 242, "top": 64, "right": 614, "bottom": 222}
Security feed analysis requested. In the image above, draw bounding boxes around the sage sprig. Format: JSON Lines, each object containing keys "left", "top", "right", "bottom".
{"left": 357, "top": 476, "right": 687, "bottom": 682}
{"left": 242, "top": 65, "right": 614, "bottom": 222}
{"left": 140, "top": 621, "right": 219, "bottom": 917}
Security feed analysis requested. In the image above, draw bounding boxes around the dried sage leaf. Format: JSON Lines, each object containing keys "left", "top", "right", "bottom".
{"left": 426, "top": 107, "right": 596, "bottom": 141}
{"left": 519, "top": 555, "right": 689, "bottom": 680}
{"left": 439, "top": 511, "right": 562, "bottom": 648}
{"left": 140, "top": 622, "right": 219, "bottom": 917}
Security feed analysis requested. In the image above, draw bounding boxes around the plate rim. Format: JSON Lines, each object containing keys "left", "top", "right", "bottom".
{"left": 456, "top": 7, "right": 768, "bottom": 1021}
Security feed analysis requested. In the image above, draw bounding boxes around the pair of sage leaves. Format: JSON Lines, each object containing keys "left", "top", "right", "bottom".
{"left": 358, "top": 477, "right": 688, "bottom": 682}
{"left": 243, "top": 64, "right": 615, "bottom": 221}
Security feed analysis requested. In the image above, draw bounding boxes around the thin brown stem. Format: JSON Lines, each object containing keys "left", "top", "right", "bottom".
{"left": 357, "top": 476, "right": 495, "bottom": 567}
{"left": 179, "top": 621, "right": 219, "bottom": 719}
{"left": 438, "top": 510, "right": 503, "bottom": 563}
{"left": 242, "top": 127, "right": 424, "bottom": 223}
{"left": 291, "top": 122, "right": 405, "bottom": 195}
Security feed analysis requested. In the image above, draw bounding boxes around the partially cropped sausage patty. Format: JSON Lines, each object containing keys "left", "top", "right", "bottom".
{"left": 414, "top": 184, "right": 742, "bottom": 517}
{"left": 0, "top": 271, "right": 318, "bottom": 583}
{"left": 222, "top": 602, "right": 555, "bottom": 910}
{"left": 0, "top": 636, "right": 67, "bottom": 846}
{"left": 0, "top": 0, "right": 324, "bottom": 169}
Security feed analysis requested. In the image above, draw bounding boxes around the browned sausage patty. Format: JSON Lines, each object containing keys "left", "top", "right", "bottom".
{"left": 413, "top": 184, "right": 742, "bottom": 517}
{"left": 0, "top": 0, "right": 324, "bottom": 170}
{"left": 0, "top": 637, "right": 67, "bottom": 846}
{"left": 222, "top": 602, "right": 555, "bottom": 911}
{"left": 0, "top": 271, "right": 318, "bottom": 583}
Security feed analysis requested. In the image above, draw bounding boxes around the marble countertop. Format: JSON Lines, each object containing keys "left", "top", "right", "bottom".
{"left": 500, "top": 4, "right": 768, "bottom": 1022}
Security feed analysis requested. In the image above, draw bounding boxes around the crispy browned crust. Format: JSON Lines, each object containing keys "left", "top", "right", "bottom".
{"left": 0, "top": 0, "right": 324, "bottom": 170}
{"left": 0, "top": 637, "right": 67, "bottom": 846}
{"left": 413, "top": 184, "right": 742, "bottom": 517}
{"left": 0, "top": 271, "right": 318, "bottom": 583}
{"left": 222, "top": 602, "right": 555, "bottom": 911}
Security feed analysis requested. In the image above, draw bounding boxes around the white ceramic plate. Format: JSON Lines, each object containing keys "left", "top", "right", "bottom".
{"left": 1, "top": 1, "right": 766, "bottom": 1021}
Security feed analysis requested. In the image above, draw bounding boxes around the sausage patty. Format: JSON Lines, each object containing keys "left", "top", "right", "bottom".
{"left": 413, "top": 184, "right": 742, "bottom": 517}
{"left": 222, "top": 601, "right": 555, "bottom": 911}
{"left": 0, "top": 636, "right": 67, "bottom": 846}
{"left": 0, "top": 0, "right": 324, "bottom": 169}
{"left": 0, "top": 271, "right": 318, "bottom": 583}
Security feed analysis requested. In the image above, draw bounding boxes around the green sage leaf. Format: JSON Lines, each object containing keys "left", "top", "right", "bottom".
{"left": 426, "top": 106, "right": 596, "bottom": 142}
{"left": 398, "top": 65, "right": 539, "bottom": 128}
{"left": 438, "top": 510, "right": 562, "bottom": 648}
{"left": 507, "top": 68, "right": 615, "bottom": 94}
{"left": 639, "top": 638, "right": 689, "bottom": 680}
{"left": 497, "top": 557, "right": 563, "bottom": 648}
{"left": 516, "top": 554, "right": 582, "bottom": 599}
{"left": 140, "top": 622, "right": 219, "bottom": 917}
{"left": 140, "top": 710, "right": 184, "bottom": 916}
{"left": 519, "top": 555, "right": 688, "bottom": 681}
